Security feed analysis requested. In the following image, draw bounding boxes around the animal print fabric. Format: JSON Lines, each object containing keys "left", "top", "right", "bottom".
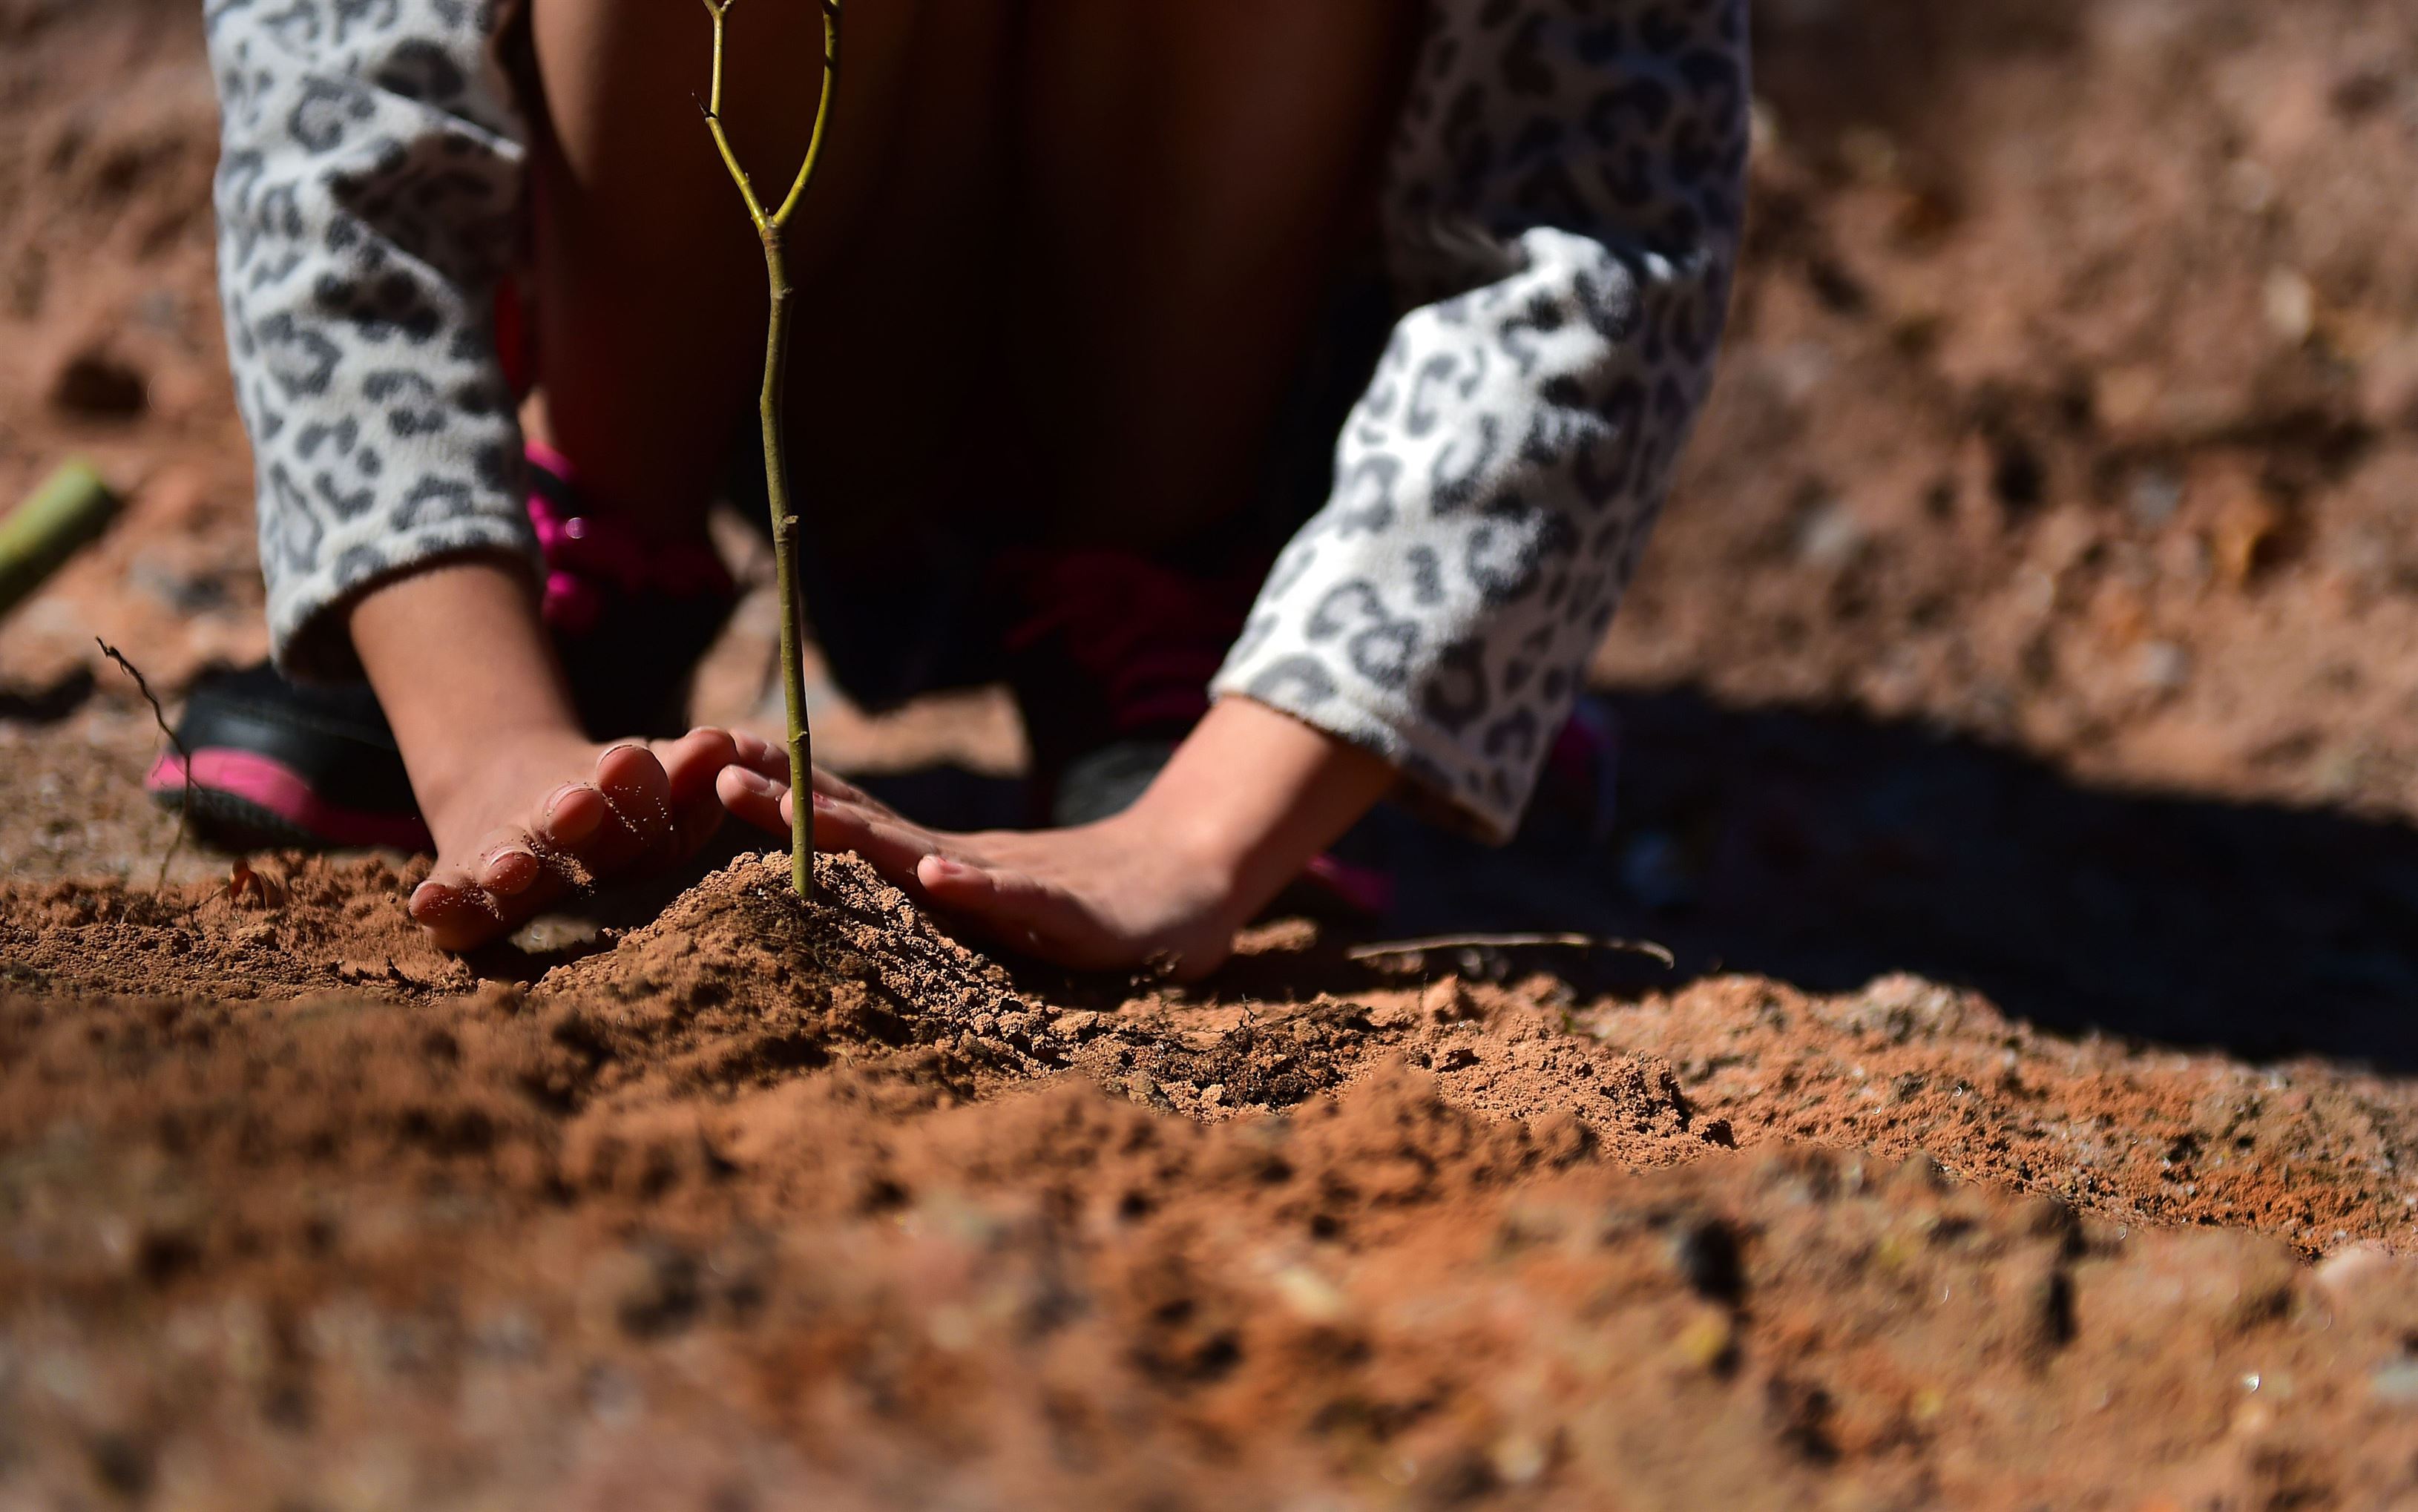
{"left": 205, "top": 0, "right": 1748, "bottom": 841}
{"left": 1209, "top": 0, "right": 1750, "bottom": 841}
{"left": 206, "top": 0, "right": 534, "bottom": 680}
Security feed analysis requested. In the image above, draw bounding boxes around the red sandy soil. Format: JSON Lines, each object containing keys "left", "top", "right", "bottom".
{"left": 8, "top": 1, "right": 2418, "bottom": 1507}
{"left": 4, "top": 855, "right": 2418, "bottom": 1508}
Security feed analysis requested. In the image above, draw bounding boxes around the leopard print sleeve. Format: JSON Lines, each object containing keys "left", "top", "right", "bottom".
{"left": 206, "top": 0, "right": 534, "bottom": 680}
{"left": 1210, "top": 0, "right": 1749, "bottom": 843}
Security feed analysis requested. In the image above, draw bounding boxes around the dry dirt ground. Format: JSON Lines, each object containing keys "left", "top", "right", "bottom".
{"left": 7, "top": 1, "right": 2418, "bottom": 1508}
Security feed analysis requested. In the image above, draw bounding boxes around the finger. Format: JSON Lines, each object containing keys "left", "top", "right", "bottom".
{"left": 717, "top": 763, "right": 789, "bottom": 835}
{"left": 587, "top": 742, "right": 678, "bottom": 866}
{"left": 730, "top": 729, "right": 791, "bottom": 783}
{"left": 780, "top": 786, "right": 969, "bottom": 891}
{"left": 409, "top": 870, "right": 507, "bottom": 952}
{"left": 472, "top": 826, "right": 545, "bottom": 898}
{"left": 809, "top": 766, "right": 884, "bottom": 811}
{"left": 654, "top": 726, "right": 739, "bottom": 803}
{"left": 725, "top": 733, "right": 864, "bottom": 795}
{"left": 726, "top": 736, "right": 887, "bottom": 812}
{"left": 916, "top": 857, "right": 1114, "bottom": 966}
{"left": 652, "top": 727, "right": 739, "bottom": 850}
{"left": 719, "top": 768, "right": 919, "bottom": 863}
{"left": 809, "top": 792, "right": 949, "bottom": 875}
{"left": 536, "top": 780, "right": 609, "bottom": 853}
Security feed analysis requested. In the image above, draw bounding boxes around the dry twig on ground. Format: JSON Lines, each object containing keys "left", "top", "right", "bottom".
{"left": 96, "top": 637, "right": 188, "bottom": 893}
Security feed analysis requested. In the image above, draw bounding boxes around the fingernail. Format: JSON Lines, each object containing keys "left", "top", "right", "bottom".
{"left": 409, "top": 881, "right": 442, "bottom": 915}
{"left": 545, "top": 786, "right": 605, "bottom": 843}
{"left": 731, "top": 768, "right": 774, "bottom": 796}
{"left": 811, "top": 790, "right": 838, "bottom": 811}
{"left": 926, "top": 858, "right": 973, "bottom": 881}
{"left": 482, "top": 849, "right": 537, "bottom": 895}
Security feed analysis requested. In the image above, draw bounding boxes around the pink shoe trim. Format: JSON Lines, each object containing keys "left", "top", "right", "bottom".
{"left": 148, "top": 752, "right": 433, "bottom": 852}
{"left": 523, "top": 437, "right": 576, "bottom": 481}
{"left": 1302, "top": 852, "right": 1396, "bottom": 918}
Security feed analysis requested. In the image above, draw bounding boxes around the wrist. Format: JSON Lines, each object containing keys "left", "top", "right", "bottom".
{"left": 349, "top": 557, "right": 586, "bottom": 806}
{"left": 1117, "top": 777, "right": 1260, "bottom": 919}
{"left": 1122, "top": 697, "right": 1394, "bottom": 921}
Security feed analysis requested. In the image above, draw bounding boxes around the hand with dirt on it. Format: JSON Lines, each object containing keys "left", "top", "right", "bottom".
{"left": 349, "top": 559, "right": 750, "bottom": 953}
{"left": 718, "top": 697, "right": 1394, "bottom": 979}
{"left": 407, "top": 729, "right": 745, "bottom": 952}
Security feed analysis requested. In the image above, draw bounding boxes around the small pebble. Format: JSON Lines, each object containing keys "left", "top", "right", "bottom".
{"left": 1126, "top": 1074, "right": 1176, "bottom": 1114}
{"left": 2128, "top": 467, "right": 2183, "bottom": 528}
{"left": 2135, "top": 641, "right": 2192, "bottom": 693}
{"left": 2371, "top": 1361, "right": 2418, "bottom": 1408}
{"left": 1672, "top": 1309, "right": 1736, "bottom": 1372}
{"left": 1796, "top": 499, "right": 1867, "bottom": 570}
{"left": 1489, "top": 1430, "right": 1550, "bottom": 1487}
{"left": 2264, "top": 269, "right": 2315, "bottom": 344}
{"left": 2312, "top": 1242, "right": 2394, "bottom": 1298}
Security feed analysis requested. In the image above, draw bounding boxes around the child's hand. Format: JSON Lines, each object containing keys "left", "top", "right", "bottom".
{"left": 407, "top": 728, "right": 741, "bottom": 951}
{"left": 719, "top": 736, "right": 1248, "bottom": 978}
{"left": 346, "top": 561, "right": 752, "bottom": 953}
{"left": 718, "top": 698, "right": 1395, "bottom": 979}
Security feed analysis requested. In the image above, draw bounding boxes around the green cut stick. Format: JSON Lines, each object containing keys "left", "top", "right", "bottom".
{"left": 0, "top": 460, "right": 119, "bottom": 619}
{"left": 699, "top": 0, "right": 841, "bottom": 904}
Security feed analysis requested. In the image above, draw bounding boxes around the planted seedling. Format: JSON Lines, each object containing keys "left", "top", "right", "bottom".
{"left": 699, "top": 0, "right": 840, "bottom": 901}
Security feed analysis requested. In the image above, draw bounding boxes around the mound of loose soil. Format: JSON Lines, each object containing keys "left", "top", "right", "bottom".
{"left": 5, "top": 854, "right": 2418, "bottom": 1508}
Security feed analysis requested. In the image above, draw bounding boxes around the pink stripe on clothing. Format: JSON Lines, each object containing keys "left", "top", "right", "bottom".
{"left": 1302, "top": 852, "right": 1395, "bottom": 918}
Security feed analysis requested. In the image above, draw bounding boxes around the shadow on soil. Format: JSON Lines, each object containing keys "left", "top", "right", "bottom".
{"left": 1747, "top": 0, "right": 2086, "bottom": 146}
{"left": 1331, "top": 689, "right": 2418, "bottom": 1077}
{"left": 0, "top": 668, "right": 96, "bottom": 723}
{"left": 859, "top": 687, "right": 2418, "bottom": 1074}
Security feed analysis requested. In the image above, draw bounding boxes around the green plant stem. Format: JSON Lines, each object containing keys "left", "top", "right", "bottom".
{"left": 758, "top": 230, "right": 812, "bottom": 900}
{"left": 700, "top": 0, "right": 841, "bottom": 902}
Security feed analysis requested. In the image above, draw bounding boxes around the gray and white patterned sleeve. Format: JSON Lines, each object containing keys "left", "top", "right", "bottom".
{"left": 206, "top": 0, "right": 534, "bottom": 680}
{"left": 1211, "top": 0, "right": 1750, "bottom": 842}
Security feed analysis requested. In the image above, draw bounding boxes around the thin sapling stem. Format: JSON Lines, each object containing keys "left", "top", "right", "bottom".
{"left": 699, "top": 0, "right": 841, "bottom": 902}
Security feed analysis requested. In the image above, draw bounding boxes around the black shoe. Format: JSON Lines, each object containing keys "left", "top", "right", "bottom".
{"left": 145, "top": 663, "right": 430, "bottom": 849}
{"left": 148, "top": 452, "right": 740, "bottom": 851}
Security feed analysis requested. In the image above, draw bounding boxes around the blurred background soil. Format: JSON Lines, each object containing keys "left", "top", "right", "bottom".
{"left": 7, "top": 0, "right": 2418, "bottom": 1505}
